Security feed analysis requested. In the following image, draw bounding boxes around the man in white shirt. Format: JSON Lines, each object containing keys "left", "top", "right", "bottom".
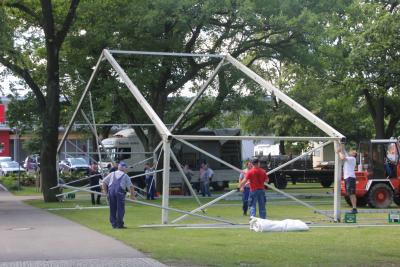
{"left": 337, "top": 144, "right": 358, "bottom": 214}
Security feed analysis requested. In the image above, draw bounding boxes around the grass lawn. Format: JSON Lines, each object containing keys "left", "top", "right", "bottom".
{"left": 26, "top": 184, "right": 400, "bottom": 267}
{"left": 10, "top": 186, "right": 42, "bottom": 196}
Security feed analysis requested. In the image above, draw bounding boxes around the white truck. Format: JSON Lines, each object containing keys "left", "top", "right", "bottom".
{"left": 100, "top": 128, "right": 241, "bottom": 190}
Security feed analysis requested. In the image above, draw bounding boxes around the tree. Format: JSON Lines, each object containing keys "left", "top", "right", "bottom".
{"left": 334, "top": 1, "right": 400, "bottom": 139}
{"left": 0, "top": 0, "right": 80, "bottom": 201}
{"left": 62, "top": 0, "right": 348, "bottom": 154}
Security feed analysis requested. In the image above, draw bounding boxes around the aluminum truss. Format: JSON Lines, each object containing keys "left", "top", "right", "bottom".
{"left": 59, "top": 49, "right": 345, "bottom": 224}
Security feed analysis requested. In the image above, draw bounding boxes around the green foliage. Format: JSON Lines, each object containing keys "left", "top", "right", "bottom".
{"left": 55, "top": 0, "right": 351, "bottom": 149}
{"left": 0, "top": 172, "right": 36, "bottom": 190}
{"left": 0, "top": 176, "right": 19, "bottom": 190}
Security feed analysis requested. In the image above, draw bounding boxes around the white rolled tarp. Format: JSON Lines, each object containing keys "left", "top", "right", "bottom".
{"left": 249, "top": 217, "right": 309, "bottom": 232}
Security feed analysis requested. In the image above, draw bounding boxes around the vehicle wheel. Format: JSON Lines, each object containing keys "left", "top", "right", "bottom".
{"left": 273, "top": 174, "right": 287, "bottom": 189}
{"left": 320, "top": 178, "right": 333, "bottom": 188}
{"left": 211, "top": 181, "right": 224, "bottom": 191}
{"left": 393, "top": 195, "right": 400, "bottom": 206}
{"left": 368, "top": 183, "right": 393, "bottom": 208}
{"left": 357, "top": 196, "right": 368, "bottom": 207}
{"left": 344, "top": 196, "right": 367, "bottom": 207}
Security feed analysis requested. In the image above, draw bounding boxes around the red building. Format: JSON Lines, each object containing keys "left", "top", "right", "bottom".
{"left": 0, "top": 103, "right": 11, "bottom": 157}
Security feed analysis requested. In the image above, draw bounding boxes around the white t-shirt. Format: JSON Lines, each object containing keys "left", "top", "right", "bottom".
{"left": 343, "top": 156, "right": 356, "bottom": 179}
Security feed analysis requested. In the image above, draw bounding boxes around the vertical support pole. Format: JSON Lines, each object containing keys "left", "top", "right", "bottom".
{"left": 333, "top": 141, "right": 342, "bottom": 222}
{"left": 161, "top": 139, "right": 171, "bottom": 224}
{"left": 64, "top": 140, "right": 67, "bottom": 160}
{"left": 88, "top": 92, "right": 103, "bottom": 165}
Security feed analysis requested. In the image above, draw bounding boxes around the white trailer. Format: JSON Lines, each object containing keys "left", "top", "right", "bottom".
{"left": 101, "top": 128, "right": 241, "bottom": 190}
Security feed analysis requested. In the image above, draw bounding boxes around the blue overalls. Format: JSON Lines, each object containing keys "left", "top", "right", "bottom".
{"left": 145, "top": 169, "right": 156, "bottom": 200}
{"left": 108, "top": 173, "right": 126, "bottom": 228}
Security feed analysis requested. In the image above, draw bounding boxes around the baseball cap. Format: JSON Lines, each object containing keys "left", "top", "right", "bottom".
{"left": 118, "top": 161, "right": 128, "bottom": 168}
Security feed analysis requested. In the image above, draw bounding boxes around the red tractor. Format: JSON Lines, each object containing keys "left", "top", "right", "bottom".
{"left": 341, "top": 139, "right": 400, "bottom": 208}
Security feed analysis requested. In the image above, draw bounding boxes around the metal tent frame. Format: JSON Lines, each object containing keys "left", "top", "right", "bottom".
{"left": 57, "top": 49, "right": 345, "bottom": 223}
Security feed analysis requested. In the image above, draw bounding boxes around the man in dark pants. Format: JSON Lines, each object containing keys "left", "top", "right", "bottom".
{"left": 239, "top": 158, "right": 268, "bottom": 219}
{"left": 144, "top": 162, "right": 156, "bottom": 200}
{"left": 238, "top": 160, "right": 253, "bottom": 216}
{"left": 102, "top": 162, "right": 135, "bottom": 229}
{"left": 89, "top": 162, "right": 102, "bottom": 205}
{"left": 337, "top": 144, "right": 358, "bottom": 214}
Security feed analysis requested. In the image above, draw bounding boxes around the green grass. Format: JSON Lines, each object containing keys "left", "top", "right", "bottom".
{"left": 11, "top": 186, "right": 42, "bottom": 196}
{"left": 26, "top": 185, "right": 400, "bottom": 267}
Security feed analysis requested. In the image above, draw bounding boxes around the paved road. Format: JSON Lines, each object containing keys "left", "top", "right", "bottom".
{"left": 0, "top": 190, "right": 167, "bottom": 267}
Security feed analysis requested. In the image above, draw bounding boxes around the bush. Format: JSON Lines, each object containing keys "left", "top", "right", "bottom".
{"left": 0, "top": 177, "right": 19, "bottom": 190}
{"left": 59, "top": 172, "right": 88, "bottom": 186}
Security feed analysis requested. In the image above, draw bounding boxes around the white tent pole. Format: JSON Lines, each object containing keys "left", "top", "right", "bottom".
{"left": 170, "top": 151, "right": 203, "bottom": 207}
{"left": 130, "top": 156, "right": 154, "bottom": 169}
{"left": 109, "top": 50, "right": 224, "bottom": 58}
{"left": 225, "top": 54, "right": 345, "bottom": 139}
{"left": 161, "top": 139, "right": 171, "bottom": 224}
{"left": 172, "top": 190, "right": 237, "bottom": 224}
{"left": 80, "top": 111, "right": 115, "bottom": 168}
{"left": 153, "top": 58, "right": 226, "bottom": 154}
{"left": 173, "top": 135, "right": 338, "bottom": 142}
{"left": 103, "top": 49, "right": 171, "bottom": 139}
{"left": 88, "top": 92, "right": 103, "bottom": 166}
{"left": 170, "top": 58, "right": 226, "bottom": 132}
{"left": 264, "top": 182, "right": 334, "bottom": 220}
{"left": 56, "top": 184, "right": 98, "bottom": 197}
{"left": 333, "top": 141, "right": 342, "bottom": 222}
{"left": 174, "top": 137, "right": 242, "bottom": 173}
{"left": 65, "top": 139, "right": 98, "bottom": 166}
{"left": 57, "top": 52, "right": 105, "bottom": 153}
{"left": 268, "top": 141, "right": 333, "bottom": 175}
{"left": 62, "top": 184, "right": 235, "bottom": 224}
{"left": 129, "top": 169, "right": 163, "bottom": 179}
{"left": 175, "top": 136, "right": 334, "bottom": 220}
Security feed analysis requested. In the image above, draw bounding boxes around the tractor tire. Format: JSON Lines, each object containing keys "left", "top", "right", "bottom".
{"left": 344, "top": 196, "right": 367, "bottom": 207}
{"left": 273, "top": 174, "right": 287, "bottom": 189}
{"left": 357, "top": 197, "right": 368, "bottom": 207}
{"left": 211, "top": 181, "right": 224, "bottom": 191}
{"left": 367, "top": 183, "right": 393, "bottom": 208}
{"left": 393, "top": 195, "right": 400, "bottom": 206}
{"left": 320, "top": 178, "right": 333, "bottom": 188}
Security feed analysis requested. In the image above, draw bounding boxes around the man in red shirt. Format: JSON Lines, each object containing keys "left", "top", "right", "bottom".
{"left": 239, "top": 158, "right": 268, "bottom": 219}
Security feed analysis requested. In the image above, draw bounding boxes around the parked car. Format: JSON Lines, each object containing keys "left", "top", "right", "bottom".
{"left": 59, "top": 157, "right": 89, "bottom": 174}
{"left": 0, "top": 161, "right": 24, "bottom": 176}
{"left": 0, "top": 156, "right": 12, "bottom": 163}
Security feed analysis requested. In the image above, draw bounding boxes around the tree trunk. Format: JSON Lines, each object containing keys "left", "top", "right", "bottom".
{"left": 40, "top": 117, "right": 60, "bottom": 202}
{"left": 373, "top": 96, "right": 385, "bottom": 139}
{"left": 40, "top": 0, "right": 61, "bottom": 201}
{"left": 279, "top": 140, "right": 286, "bottom": 155}
{"left": 40, "top": 56, "right": 60, "bottom": 201}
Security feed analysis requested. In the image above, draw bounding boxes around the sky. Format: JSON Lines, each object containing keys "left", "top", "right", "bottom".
{"left": 0, "top": 66, "right": 26, "bottom": 96}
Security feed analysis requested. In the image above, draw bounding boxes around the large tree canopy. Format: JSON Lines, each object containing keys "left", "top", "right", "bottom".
{"left": 61, "top": 0, "right": 347, "bottom": 153}
{"left": 0, "top": 0, "right": 80, "bottom": 201}
{"left": 2, "top": 0, "right": 399, "bottom": 200}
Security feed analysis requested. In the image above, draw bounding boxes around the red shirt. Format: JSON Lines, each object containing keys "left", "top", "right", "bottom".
{"left": 245, "top": 167, "right": 268, "bottom": 192}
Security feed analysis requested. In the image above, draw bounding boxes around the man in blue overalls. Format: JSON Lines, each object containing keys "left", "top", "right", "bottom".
{"left": 102, "top": 162, "right": 135, "bottom": 229}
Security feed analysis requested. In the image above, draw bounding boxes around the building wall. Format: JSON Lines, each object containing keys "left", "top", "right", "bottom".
{"left": 0, "top": 131, "right": 10, "bottom": 156}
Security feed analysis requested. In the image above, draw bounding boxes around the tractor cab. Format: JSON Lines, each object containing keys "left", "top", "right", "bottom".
{"left": 341, "top": 138, "right": 400, "bottom": 208}
{"left": 358, "top": 139, "right": 400, "bottom": 179}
